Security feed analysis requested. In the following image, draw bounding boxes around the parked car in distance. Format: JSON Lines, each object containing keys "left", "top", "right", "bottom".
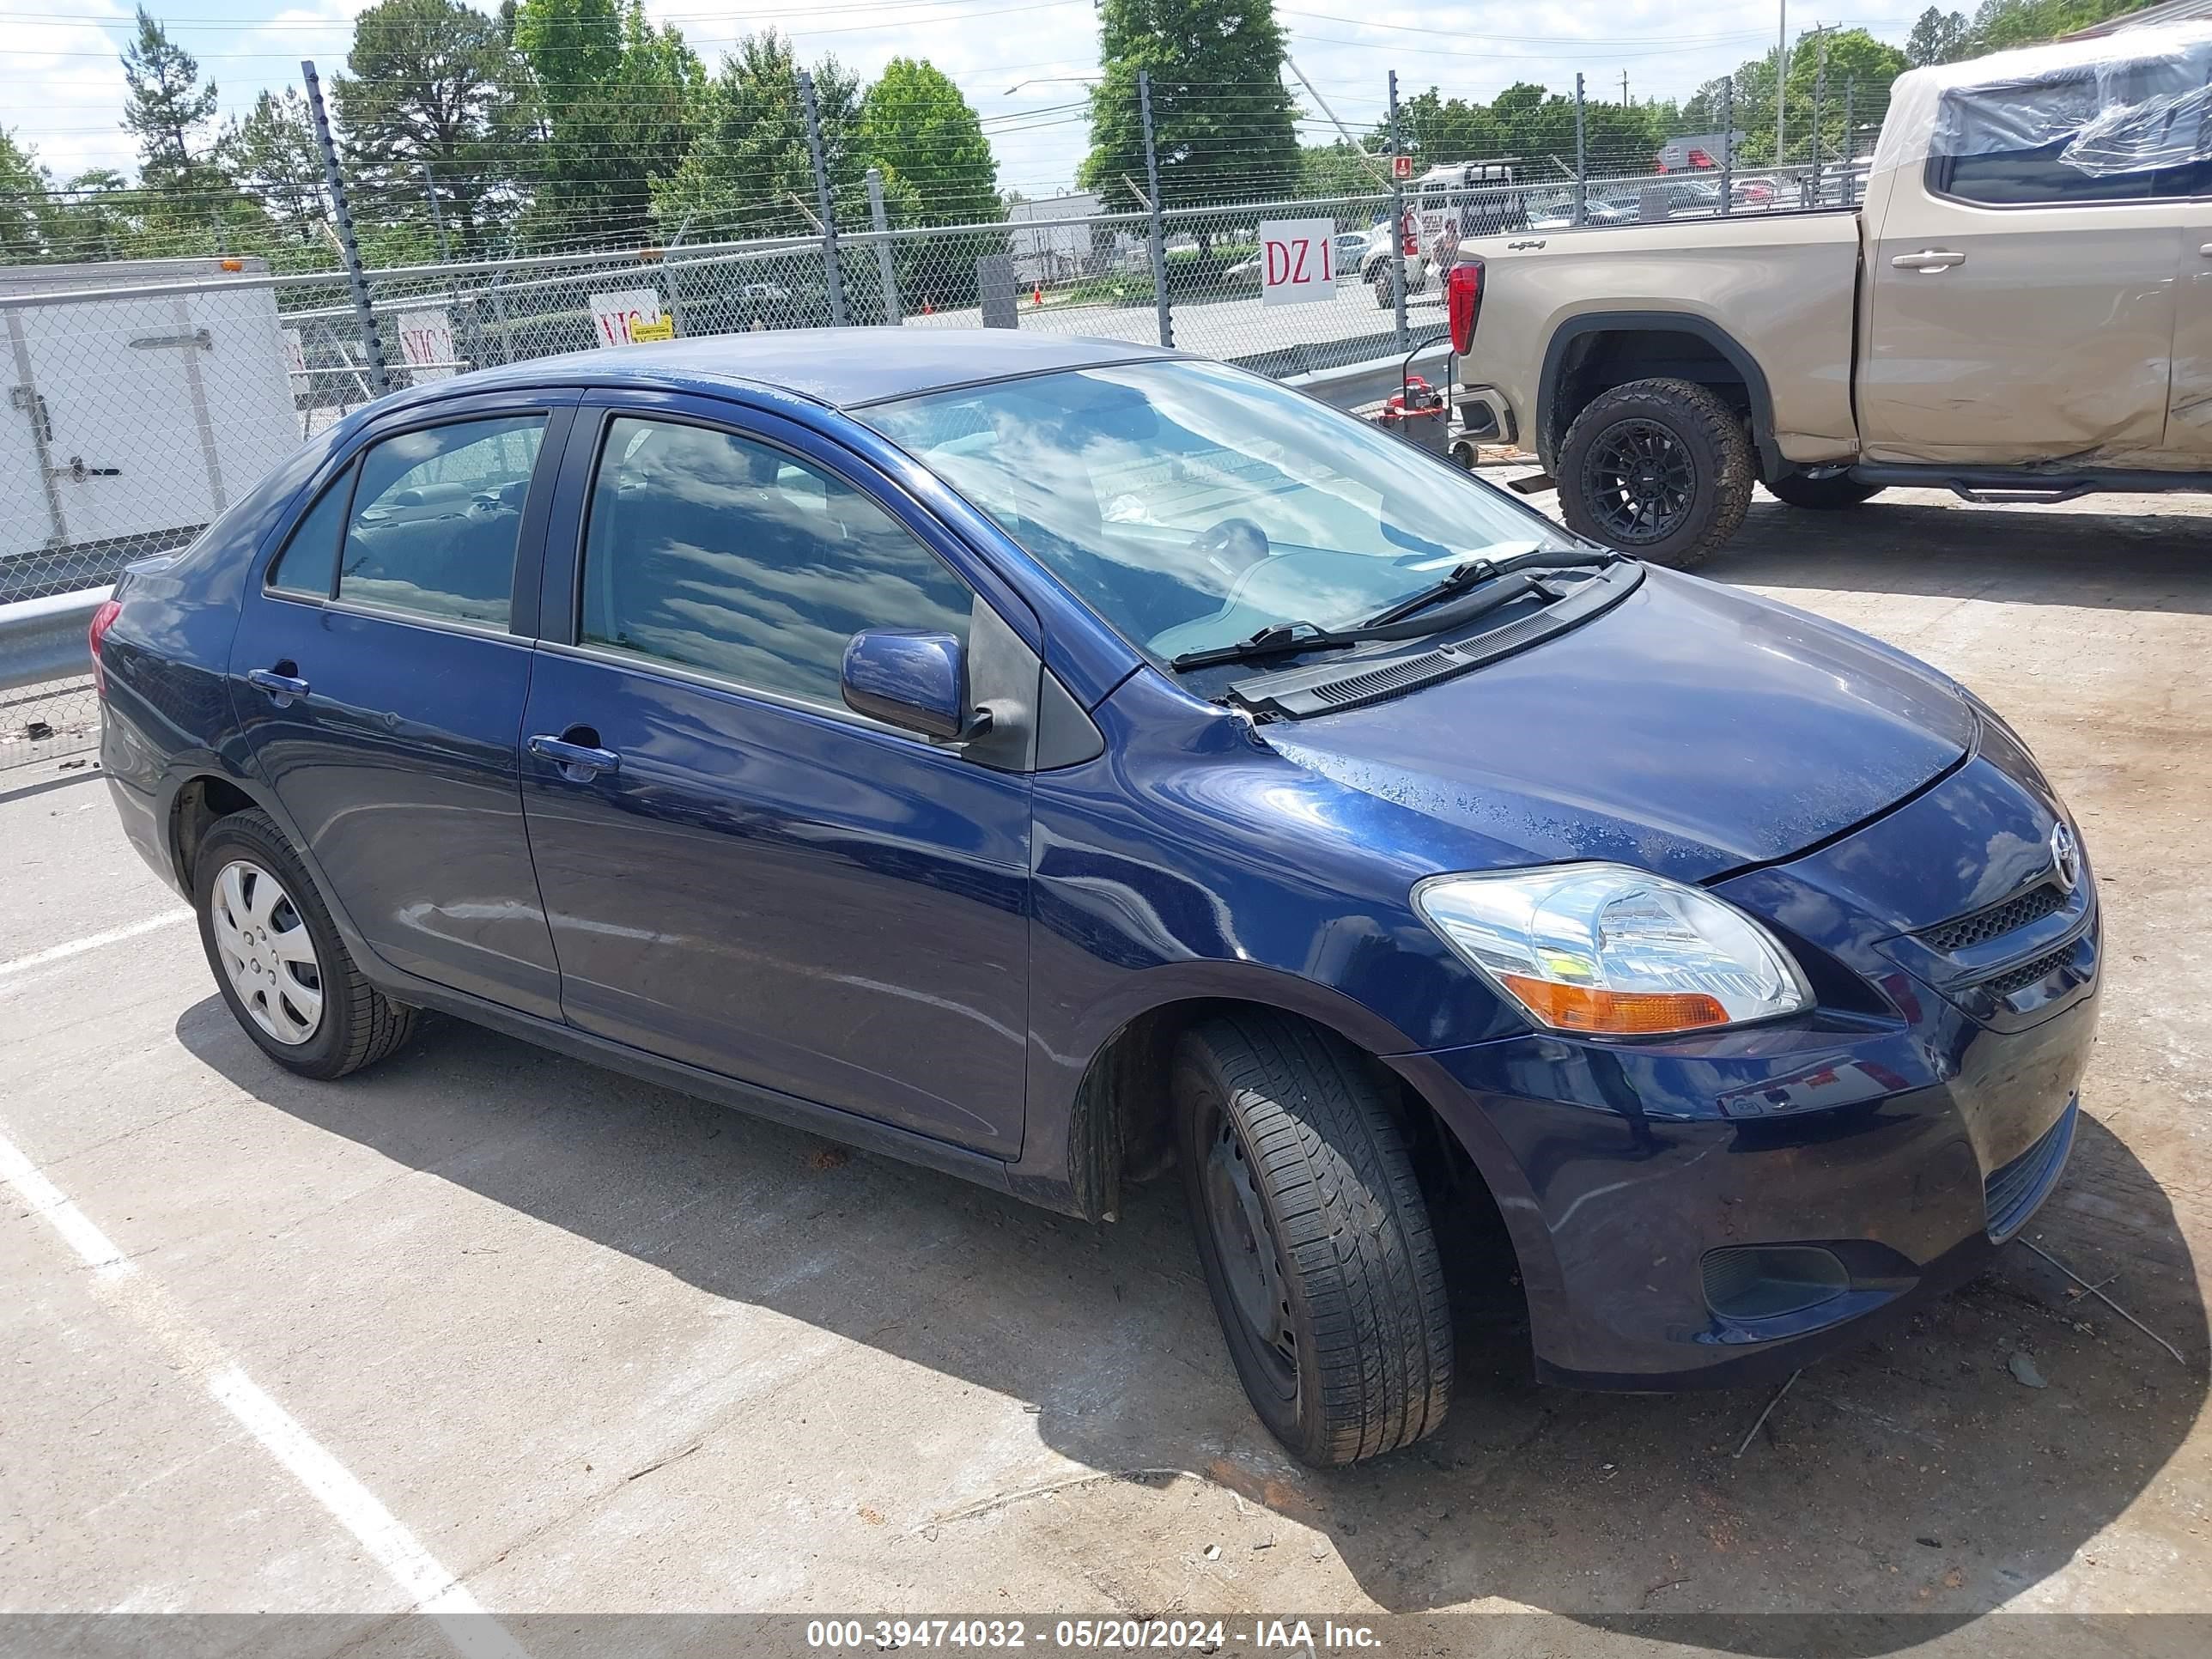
{"left": 96, "top": 331, "right": 2097, "bottom": 1466}
{"left": 1449, "top": 22, "right": 2212, "bottom": 566}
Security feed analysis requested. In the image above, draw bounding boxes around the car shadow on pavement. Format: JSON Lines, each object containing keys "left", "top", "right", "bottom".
{"left": 178, "top": 996, "right": 2206, "bottom": 1647}
{"left": 1705, "top": 498, "right": 2212, "bottom": 614}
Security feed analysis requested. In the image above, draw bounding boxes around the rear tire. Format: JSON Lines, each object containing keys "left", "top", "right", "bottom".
{"left": 1174, "top": 1013, "right": 1454, "bottom": 1467}
{"left": 1557, "top": 377, "right": 1754, "bottom": 569}
{"left": 1766, "top": 471, "right": 1883, "bottom": 510}
{"left": 194, "top": 809, "right": 416, "bottom": 1080}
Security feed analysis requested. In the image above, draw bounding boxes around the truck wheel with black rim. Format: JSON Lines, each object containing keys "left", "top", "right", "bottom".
{"left": 1173, "top": 1012, "right": 1454, "bottom": 1467}
{"left": 1765, "top": 471, "right": 1883, "bottom": 510}
{"left": 1371, "top": 268, "right": 1395, "bottom": 309}
{"left": 194, "top": 808, "right": 417, "bottom": 1080}
{"left": 1556, "top": 377, "right": 1753, "bottom": 569}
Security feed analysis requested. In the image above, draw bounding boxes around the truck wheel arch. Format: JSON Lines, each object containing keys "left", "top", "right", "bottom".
{"left": 1537, "top": 313, "right": 1778, "bottom": 479}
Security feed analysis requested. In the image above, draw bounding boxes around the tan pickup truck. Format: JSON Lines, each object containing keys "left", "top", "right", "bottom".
{"left": 1449, "top": 23, "right": 2212, "bottom": 565}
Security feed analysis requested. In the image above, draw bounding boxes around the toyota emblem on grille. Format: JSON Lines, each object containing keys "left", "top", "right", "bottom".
{"left": 2051, "top": 822, "right": 2081, "bottom": 893}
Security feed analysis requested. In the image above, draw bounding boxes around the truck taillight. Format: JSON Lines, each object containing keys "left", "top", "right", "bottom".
{"left": 88, "top": 598, "right": 121, "bottom": 696}
{"left": 1447, "top": 260, "right": 1484, "bottom": 356}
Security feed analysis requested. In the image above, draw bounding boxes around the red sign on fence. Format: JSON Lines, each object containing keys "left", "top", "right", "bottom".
{"left": 1259, "top": 218, "right": 1335, "bottom": 307}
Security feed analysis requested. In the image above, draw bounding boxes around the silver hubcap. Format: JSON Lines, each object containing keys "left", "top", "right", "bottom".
{"left": 210, "top": 860, "right": 323, "bottom": 1046}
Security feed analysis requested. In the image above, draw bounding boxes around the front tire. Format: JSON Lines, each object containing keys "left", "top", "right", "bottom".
{"left": 1174, "top": 1013, "right": 1453, "bottom": 1467}
{"left": 1557, "top": 377, "right": 1753, "bottom": 568}
{"left": 1766, "top": 471, "right": 1883, "bottom": 510}
{"left": 194, "top": 809, "right": 416, "bottom": 1080}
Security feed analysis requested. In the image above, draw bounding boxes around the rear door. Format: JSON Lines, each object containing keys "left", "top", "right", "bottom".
{"left": 228, "top": 395, "right": 574, "bottom": 1018}
{"left": 517, "top": 397, "right": 1036, "bottom": 1156}
{"left": 1859, "top": 61, "right": 2185, "bottom": 465}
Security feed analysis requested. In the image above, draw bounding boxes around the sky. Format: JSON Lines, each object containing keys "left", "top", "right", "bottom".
{"left": 6, "top": 1, "right": 1940, "bottom": 194}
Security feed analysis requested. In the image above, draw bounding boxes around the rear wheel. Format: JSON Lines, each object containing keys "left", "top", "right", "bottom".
{"left": 1766, "top": 471, "right": 1883, "bottom": 510}
{"left": 1556, "top": 377, "right": 1753, "bottom": 569}
{"left": 1174, "top": 1013, "right": 1453, "bottom": 1467}
{"left": 194, "top": 809, "right": 416, "bottom": 1079}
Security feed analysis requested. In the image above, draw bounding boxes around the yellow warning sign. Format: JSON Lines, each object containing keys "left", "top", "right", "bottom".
{"left": 629, "top": 316, "right": 675, "bottom": 343}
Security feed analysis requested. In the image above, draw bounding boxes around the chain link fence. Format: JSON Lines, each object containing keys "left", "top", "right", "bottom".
{"left": 3, "top": 53, "right": 1892, "bottom": 772}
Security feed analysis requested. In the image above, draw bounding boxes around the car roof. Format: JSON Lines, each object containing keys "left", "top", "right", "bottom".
{"left": 381, "top": 328, "right": 1182, "bottom": 416}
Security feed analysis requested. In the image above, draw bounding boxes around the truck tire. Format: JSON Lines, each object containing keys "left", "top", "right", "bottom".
{"left": 1174, "top": 1012, "right": 1454, "bottom": 1467}
{"left": 1557, "top": 378, "right": 1754, "bottom": 569}
{"left": 1371, "top": 268, "right": 1394, "bottom": 309}
{"left": 1766, "top": 471, "right": 1883, "bottom": 510}
{"left": 194, "top": 808, "right": 417, "bottom": 1080}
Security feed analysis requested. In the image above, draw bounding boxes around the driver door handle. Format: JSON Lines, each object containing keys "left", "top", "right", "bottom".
{"left": 528, "top": 733, "right": 622, "bottom": 780}
{"left": 1892, "top": 249, "right": 1966, "bottom": 271}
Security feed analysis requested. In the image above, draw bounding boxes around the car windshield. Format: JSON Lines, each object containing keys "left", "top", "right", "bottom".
{"left": 862, "top": 358, "right": 1578, "bottom": 666}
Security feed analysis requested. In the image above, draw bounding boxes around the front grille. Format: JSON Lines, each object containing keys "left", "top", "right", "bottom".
{"left": 1984, "top": 1098, "right": 2076, "bottom": 1241}
{"left": 1921, "top": 881, "right": 2068, "bottom": 953}
{"left": 1980, "top": 942, "right": 2077, "bottom": 1000}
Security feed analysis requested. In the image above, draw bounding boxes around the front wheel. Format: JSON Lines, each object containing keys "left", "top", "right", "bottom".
{"left": 1174, "top": 1013, "right": 1454, "bottom": 1466}
{"left": 1766, "top": 471, "right": 1883, "bottom": 510}
{"left": 1556, "top": 377, "right": 1754, "bottom": 569}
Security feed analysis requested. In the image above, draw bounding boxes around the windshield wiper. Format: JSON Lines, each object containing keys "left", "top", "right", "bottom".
{"left": 1363, "top": 547, "right": 1618, "bottom": 628}
{"left": 1168, "top": 549, "right": 1621, "bottom": 673}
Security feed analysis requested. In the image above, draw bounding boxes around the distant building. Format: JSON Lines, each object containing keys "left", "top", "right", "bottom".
{"left": 1656, "top": 132, "right": 1746, "bottom": 172}
{"left": 1006, "top": 192, "right": 1107, "bottom": 283}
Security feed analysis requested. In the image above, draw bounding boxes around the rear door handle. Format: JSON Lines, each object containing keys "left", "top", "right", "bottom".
{"left": 246, "top": 666, "right": 310, "bottom": 704}
{"left": 528, "top": 733, "right": 622, "bottom": 780}
{"left": 1891, "top": 249, "right": 1966, "bottom": 271}
{"left": 2199, "top": 242, "right": 2212, "bottom": 258}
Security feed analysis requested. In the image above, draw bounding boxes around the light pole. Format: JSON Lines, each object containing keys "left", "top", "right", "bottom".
{"left": 1776, "top": 0, "right": 1789, "bottom": 168}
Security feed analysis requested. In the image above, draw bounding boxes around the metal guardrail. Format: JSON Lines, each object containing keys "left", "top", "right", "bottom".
{"left": 0, "top": 586, "right": 106, "bottom": 694}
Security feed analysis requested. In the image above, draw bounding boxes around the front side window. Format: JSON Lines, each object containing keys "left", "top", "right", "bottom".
{"left": 861, "top": 358, "right": 1577, "bottom": 665}
{"left": 337, "top": 416, "right": 545, "bottom": 627}
{"left": 580, "top": 416, "right": 974, "bottom": 709}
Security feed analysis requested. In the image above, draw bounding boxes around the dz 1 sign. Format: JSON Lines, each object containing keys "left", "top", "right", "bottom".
{"left": 1257, "top": 218, "right": 1336, "bottom": 307}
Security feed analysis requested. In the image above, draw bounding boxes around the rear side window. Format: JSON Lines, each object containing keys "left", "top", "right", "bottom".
{"left": 337, "top": 416, "right": 546, "bottom": 627}
{"left": 579, "top": 416, "right": 973, "bottom": 709}
{"left": 266, "top": 465, "right": 354, "bottom": 596}
{"left": 1928, "top": 54, "right": 2212, "bottom": 204}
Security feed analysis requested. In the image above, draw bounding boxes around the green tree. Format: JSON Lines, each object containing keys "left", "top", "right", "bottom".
{"left": 119, "top": 9, "right": 221, "bottom": 190}
{"left": 1968, "top": 0, "right": 2154, "bottom": 53}
{"left": 858, "top": 58, "right": 1000, "bottom": 227}
{"left": 225, "top": 89, "right": 326, "bottom": 246}
{"left": 1, "top": 129, "right": 52, "bottom": 260}
{"left": 651, "top": 32, "right": 860, "bottom": 239}
{"left": 1080, "top": 0, "right": 1300, "bottom": 212}
{"left": 336, "top": 0, "right": 528, "bottom": 252}
{"left": 1906, "top": 8, "right": 1974, "bottom": 66}
{"left": 513, "top": 0, "right": 698, "bottom": 246}
{"left": 1389, "top": 90, "right": 1501, "bottom": 171}
{"left": 1787, "top": 28, "right": 1910, "bottom": 163}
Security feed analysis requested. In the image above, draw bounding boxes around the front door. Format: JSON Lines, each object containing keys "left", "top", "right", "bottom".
{"left": 1858, "top": 64, "right": 2185, "bottom": 466}
{"left": 228, "top": 403, "right": 568, "bottom": 1018}
{"left": 519, "top": 404, "right": 1034, "bottom": 1156}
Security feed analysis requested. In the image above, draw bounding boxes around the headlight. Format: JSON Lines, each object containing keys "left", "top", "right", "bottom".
{"left": 1413, "top": 864, "right": 1811, "bottom": 1036}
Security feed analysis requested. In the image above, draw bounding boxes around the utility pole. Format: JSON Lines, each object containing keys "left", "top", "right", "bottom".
{"left": 1775, "top": 0, "right": 1789, "bottom": 170}
{"left": 1621, "top": 71, "right": 1630, "bottom": 109}
{"left": 1139, "top": 71, "right": 1172, "bottom": 349}
{"left": 301, "top": 59, "right": 386, "bottom": 394}
{"left": 1387, "top": 70, "right": 1408, "bottom": 351}
{"left": 798, "top": 70, "right": 848, "bottom": 328}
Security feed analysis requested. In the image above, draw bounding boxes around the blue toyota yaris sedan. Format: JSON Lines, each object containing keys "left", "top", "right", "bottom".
{"left": 94, "top": 331, "right": 2098, "bottom": 1467}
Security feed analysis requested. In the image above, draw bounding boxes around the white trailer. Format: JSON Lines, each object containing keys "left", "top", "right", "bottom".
{"left": 2, "top": 257, "right": 302, "bottom": 600}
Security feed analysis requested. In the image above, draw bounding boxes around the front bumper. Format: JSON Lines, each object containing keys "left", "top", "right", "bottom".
{"left": 1413, "top": 966, "right": 2095, "bottom": 1388}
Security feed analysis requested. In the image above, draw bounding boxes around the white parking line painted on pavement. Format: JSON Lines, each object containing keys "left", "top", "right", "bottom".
{"left": 0, "top": 908, "right": 191, "bottom": 983}
{"left": 0, "top": 1129, "right": 136, "bottom": 1279}
{"left": 209, "top": 1365, "right": 531, "bottom": 1657}
{"left": 0, "top": 1122, "right": 531, "bottom": 1657}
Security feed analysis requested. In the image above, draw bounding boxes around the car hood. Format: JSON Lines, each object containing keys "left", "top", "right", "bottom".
{"left": 1261, "top": 568, "right": 1976, "bottom": 884}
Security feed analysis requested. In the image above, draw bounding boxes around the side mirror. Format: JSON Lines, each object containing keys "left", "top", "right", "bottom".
{"left": 841, "top": 629, "right": 975, "bottom": 741}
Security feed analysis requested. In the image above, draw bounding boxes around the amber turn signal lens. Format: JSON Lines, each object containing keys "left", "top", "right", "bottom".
{"left": 1498, "top": 975, "right": 1729, "bottom": 1035}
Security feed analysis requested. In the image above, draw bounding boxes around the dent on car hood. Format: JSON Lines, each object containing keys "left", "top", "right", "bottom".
{"left": 1261, "top": 568, "right": 1975, "bottom": 884}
